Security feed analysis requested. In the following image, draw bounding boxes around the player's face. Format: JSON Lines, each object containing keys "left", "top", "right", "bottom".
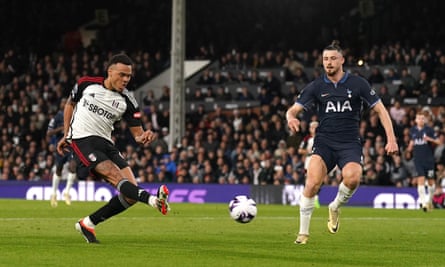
{"left": 108, "top": 63, "right": 132, "bottom": 92}
{"left": 415, "top": 114, "right": 425, "bottom": 127}
{"left": 322, "top": 50, "right": 344, "bottom": 77}
{"left": 309, "top": 124, "right": 318, "bottom": 134}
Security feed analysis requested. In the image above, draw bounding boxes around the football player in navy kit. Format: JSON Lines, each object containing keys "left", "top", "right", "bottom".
{"left": 286, "top": 41, "right": 399, "bottom": 244}
{"left": 47, "top": 98, "right": 77, "bottom": 207}
{"left": 407, "top": 112, "right": 441, "bottom": 212}
{"left": 57, "top": 53, "right": 169, "bottom": 243}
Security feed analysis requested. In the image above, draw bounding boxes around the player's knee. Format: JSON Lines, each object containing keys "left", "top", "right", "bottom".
{"left": 95, "top": 161, "right": 122, "bottom": 186}
{"left": 304, "top": 179, "right": 322, "bottom": 197}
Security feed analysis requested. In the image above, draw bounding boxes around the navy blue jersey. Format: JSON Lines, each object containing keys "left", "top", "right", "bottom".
{"left": 295, "top": 73, "right": 380, "bottom": 143}
{"left": 47, "top": 110, "right": 64, "bottom": 145}
{"left": 409, "top": 125, "right": 436, "bottom": 163}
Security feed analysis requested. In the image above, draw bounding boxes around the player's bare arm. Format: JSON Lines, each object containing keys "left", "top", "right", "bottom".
{"left": 56, "top": 96, "right": 76, "bottom": 155}
{"left": 130, "top": 126, "right": 156, "bottom": 145}
{"left": 286, "top": 103, "right": 304, "bottom": 133}
{"left": 423, "top": 134, "right": 442, "bottom": 145}
{"left": 372, "top": 101, "right": 399, "bottom": 155}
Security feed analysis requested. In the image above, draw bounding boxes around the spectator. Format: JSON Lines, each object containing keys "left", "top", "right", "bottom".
{"left": 368, "top": 67, "right": 385, "bottom": 84}
{"left": 385, "top": 68, "right": 400, "bottom": 83}
{"left": 389, "top": 100, "right": 406, "bottom": 125}
{"left": 196, "top": 68, "right": 214, "bottom": 85}
{"left": 213, "top": 72, "right": 227, "bottom": 84}
{"left": 377, "top": 84, "right": 392, "bottom": 107}
{"left": 389, "top": 154, "right": 409, "bottom": 187}
{"left": 433, "top": 55, "right": 445, "bottom": 83}
{"left": 236, "top": 86, "right": 255, "bottom": 101}
{"left": 214, "top": 86, "right": 232, "bottom": 101}
{"left": 143, "top": 89, "right": 156, "bottom": 106}
{"left": 432, "top": 187, "right": 445, "bottom": 209}
{"left": 262, "top": 71, "right": 281, "bottom": 97}
{"left": 159, "top": 85, "right": 170, "bottom": 101}
{"left": 400, "top": 67, "right": 416, "bottom": 95}
{"left": 414, "top": 71, "right": 431, "bottom": 97}
{"left": 248, "top": 70, "right": 263, "bottom": 85}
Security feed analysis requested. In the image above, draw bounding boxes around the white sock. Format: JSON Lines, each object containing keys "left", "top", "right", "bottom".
{"left": 83, "top": 216, "right": 95, "bottom": 228}
{"left": 329, "top": 182, "right": 357, "bottom": 210}
{"left": 427, "top": 184, "right": 435, "bottom": 204}
{"left": 299, "top": 195, "right": 315, "bottom": 235}
{"left": 417, "top": 184, "right": 426, "bottom": 206}
{"left": 51, "top": 174, "right": 61, "bottom": 196}
{"left": 64, "top": 172, "right": 76, "bottom": 194}
{"left": 148, "top": 195, "right": 157, "bottom": 208}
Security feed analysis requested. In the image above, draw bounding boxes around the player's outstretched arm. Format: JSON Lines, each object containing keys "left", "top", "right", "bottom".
{"left": 286, "top": 103, "right": 304, "bottom": 133}
{"left": 372, "top": 101, "right": 399, "bottom": 155}
{"left": 56, "top": 97, "right": 75, "bottom": 155}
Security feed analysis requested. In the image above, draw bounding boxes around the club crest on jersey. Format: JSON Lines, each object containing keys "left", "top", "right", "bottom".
{"left": 112, "top": 100, "right": 119, "bottom": 108}
{"left": 325, "top": 100, "right": 352, "bottom": 113}
{"left": 88, "top": 153, "right": 97, "bottom": 162}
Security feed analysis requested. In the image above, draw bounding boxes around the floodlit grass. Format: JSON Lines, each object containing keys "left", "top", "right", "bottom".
{"left": 0, "top": 199, "right": 443, "bottom": 267}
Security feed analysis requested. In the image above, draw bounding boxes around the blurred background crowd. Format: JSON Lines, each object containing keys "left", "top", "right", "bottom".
{"left": 0, "top": 0, "right": 444, "bottom": 190}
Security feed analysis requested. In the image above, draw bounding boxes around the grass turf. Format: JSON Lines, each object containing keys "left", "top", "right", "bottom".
{"left": 0, "top": 199, "right": 443, "bottom": 267}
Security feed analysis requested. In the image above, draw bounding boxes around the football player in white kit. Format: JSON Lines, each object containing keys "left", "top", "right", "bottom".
{"left": 57, "top": 53, "right": 169, "bottom": 243}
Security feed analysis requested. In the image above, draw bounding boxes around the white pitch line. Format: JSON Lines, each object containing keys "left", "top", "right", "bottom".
{"left": 0, "top": 216, "right": 442, "bottom": 221}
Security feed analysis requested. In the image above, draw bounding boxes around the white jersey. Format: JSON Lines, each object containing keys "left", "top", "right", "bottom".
{"left": 68, "top": 76, "right": 142, "bottom": 143}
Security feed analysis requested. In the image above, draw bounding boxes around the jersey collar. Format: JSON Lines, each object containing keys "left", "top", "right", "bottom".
{"left": 322, "top": 72, "right": 349, "bottom": 84}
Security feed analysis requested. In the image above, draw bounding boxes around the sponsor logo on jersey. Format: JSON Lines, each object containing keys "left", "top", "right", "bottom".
{"left": 413, "top": 138, "right": 427, "bottom": 145}
{"left": 325, "top": 100, "right": 352, "bottom": 113}
{"left": 82, "top": 99, "right": 117, "bottom": 120}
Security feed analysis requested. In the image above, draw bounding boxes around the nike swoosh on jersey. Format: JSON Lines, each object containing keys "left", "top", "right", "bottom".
{"left": 321, "top": 93, "right": 329, "bottom": 97}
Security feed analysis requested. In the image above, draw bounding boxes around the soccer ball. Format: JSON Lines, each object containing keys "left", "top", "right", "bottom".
{"left": 228, "top": 195, "right": 257, "bottom": 223}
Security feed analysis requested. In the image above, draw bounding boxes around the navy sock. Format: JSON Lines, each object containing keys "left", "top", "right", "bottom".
{"left": 117, "top": 179, "right": 151, "bottom": 203}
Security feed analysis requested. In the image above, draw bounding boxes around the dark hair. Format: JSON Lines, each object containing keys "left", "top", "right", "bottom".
{"left": 106, "top": 53, "right": 133, "bottom": 70}
{"left": 324, "top": 40, "right": 343, "bottom": 55}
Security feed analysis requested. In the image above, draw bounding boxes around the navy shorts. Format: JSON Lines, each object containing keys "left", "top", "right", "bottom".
{"left": 55, "top": 148, "right": 74, "bottom": 169}
{"left": 312, "top": 136, "right": 363, "bottom": 172}
{"left": 413, "top": 159, "right": 435, "bottom": 179}
{"left": 70, "top": 136, "right": 128, "bottom": 171}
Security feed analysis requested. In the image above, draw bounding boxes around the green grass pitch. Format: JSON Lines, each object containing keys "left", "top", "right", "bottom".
{"left": 0, "top": 199, "right": 443, "bottom": 267}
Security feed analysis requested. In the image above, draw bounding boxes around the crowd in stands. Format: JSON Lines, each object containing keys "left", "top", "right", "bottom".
{"left": 0, "top": 1, "right": 445, "bottom": 188}
{"left": 1, "top": 39, "right": 445, "bottom": 192}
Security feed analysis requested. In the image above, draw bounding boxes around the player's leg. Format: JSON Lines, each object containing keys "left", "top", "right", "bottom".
{"left": 50, "top": 156, "right": 64, "bottom": 207}
{"left": 75, "top": 162, "right": 169, "bottom": 243}
{"left": 63, "top": 156, "right": 77, "bottom": 205}
{"left": 72, "top": 137, "right": 169, "bottom": 213}
{"left": 328, "top": 145, "right": 362, "bottom": 234}
{"left": 76, "top": 192, "right": 132, "bottom": 243}
{"left": 72, "top": 138, "right": 169, "bottom": 243}
{"left": 327, "top": 162, "right": 361, "bottom": 233}
{"left": 96, "top": 162, "right": 169, "bottom": 212}
{"left": 295, "top": 154, "right": 327, "bottom": 244}
{"left": 415, "top": 176, "right": 426, "bottom": 210}
{"left": 75, "top": 164, "right": 138, "bottom": 243}
{"left": 329, "top": 162, "right": 361, "bottom": 209}
{"left": 426, "top": 178, "right": 436, "bottom": 211}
